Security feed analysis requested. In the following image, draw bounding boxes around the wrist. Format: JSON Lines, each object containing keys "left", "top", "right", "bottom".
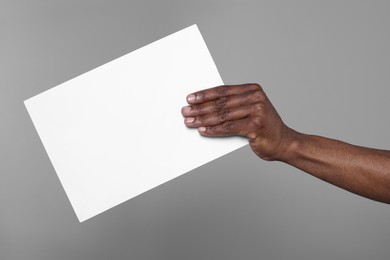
{"left": 276, "top": 127, "right": 306, "bottom": 163}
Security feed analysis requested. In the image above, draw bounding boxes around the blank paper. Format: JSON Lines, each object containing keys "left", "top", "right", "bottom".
{"left": 24, "top": 24, "right": 247, "bottom": 222}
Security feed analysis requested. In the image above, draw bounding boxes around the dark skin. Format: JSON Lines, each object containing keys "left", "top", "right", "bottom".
{"left": 182, "top": 83, "right": 390, "bottom": 204}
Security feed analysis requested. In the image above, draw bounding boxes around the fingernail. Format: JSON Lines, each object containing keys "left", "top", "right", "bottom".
{"left": 187, "top": 94, "right": 195, "bottom": 102}
{"left": 182, "top": 106, "right": 192, "bottom": 114}
{"left": 198, "top": 127, "right": 206, "bottom": 132}
{"left": 185, "top": 117, "right": 195, "bottom": 123}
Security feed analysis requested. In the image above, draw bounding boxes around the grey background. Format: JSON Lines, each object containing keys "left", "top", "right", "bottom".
{"left": 1, "top": 0, "right": 390, "bottom": 259}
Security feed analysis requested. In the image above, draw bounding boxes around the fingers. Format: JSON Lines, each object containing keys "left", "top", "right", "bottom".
{"left": 182, "top": 89, "right": 263, "bottom": 117}
{"left": 182, "top": 83, "right": 266, "bottom": 139}
{"left": 186, "top": 83, "right": 261, "bottom": 104}
{"left": 197, "top": 118, "right": 252, "bottom": 137}
{"left": 184, "top": 104, "right": 253, "bottom": 127}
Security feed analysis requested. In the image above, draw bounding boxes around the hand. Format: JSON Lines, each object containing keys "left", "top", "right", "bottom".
{"left": 181, "top": 83, "right": 296, "bottom": 161}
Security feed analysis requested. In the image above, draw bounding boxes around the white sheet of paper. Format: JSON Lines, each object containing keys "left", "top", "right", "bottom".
{"left": 24, "top": 24, "right": 247, "bottom": 222}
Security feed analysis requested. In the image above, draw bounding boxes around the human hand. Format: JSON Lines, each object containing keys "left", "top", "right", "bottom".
{"left": 181, "top": 83, "right": 296, "bottom": 161}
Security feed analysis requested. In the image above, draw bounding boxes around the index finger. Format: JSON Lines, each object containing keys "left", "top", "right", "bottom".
{"left": 186, "top": 83, "right": 261, "bottom": 104}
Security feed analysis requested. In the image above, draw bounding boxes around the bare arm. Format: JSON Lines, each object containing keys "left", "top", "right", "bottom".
{"left": 182, "top": 83, "right": 390, "bottom": 204}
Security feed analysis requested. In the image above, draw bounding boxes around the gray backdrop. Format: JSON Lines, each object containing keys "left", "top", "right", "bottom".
{"left": 1, "top": 0, "right": 390, "bottom": 259}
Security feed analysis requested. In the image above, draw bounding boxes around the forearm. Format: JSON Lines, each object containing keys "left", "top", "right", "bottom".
{"left": 281, "top": 130, "right": 390, "bottom": 204}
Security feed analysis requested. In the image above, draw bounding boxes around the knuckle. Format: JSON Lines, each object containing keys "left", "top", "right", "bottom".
{"left": 252, "top": 103, "right": 264, "bottom": 112}
{"left": 246, "top": 131, "right": 257, "bottom": 140}
{"left": 254, "top": 83, "right": 263, "bottom": 91}
{"left": 250, "top": 117, "right": 263, "bottom": 128}
{"left": 252, "top": 90, "right": 266, "bottom": 101}
{"left": 194, "top": 104, "right": 204, "bottom": 114}
{"left": 215, "top": 97, "right": 227, "bottom": 109}
{"left": 197, "top": 91, "right": 206, "bottom": 101}
{"left": 217, "top": 108, "right": 230, "bottom": 122}
{"left": 246, "top": 83, "right": 263, "bottom": 91}
{"left": 196, "top": 115, "right": 205, "bottom": 124}
{"left": 222, "top": 121, "right": 235, "bottom": 133}
{"left": 216, "top": 85, "right": 229, "bottom": 96}
{"left": 209, "top": 125, "right": 217, "bottom": 134}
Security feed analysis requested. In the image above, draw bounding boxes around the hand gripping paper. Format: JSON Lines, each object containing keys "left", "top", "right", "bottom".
{"left": 24, "top": 25, "right": 247, "bottom": 222}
